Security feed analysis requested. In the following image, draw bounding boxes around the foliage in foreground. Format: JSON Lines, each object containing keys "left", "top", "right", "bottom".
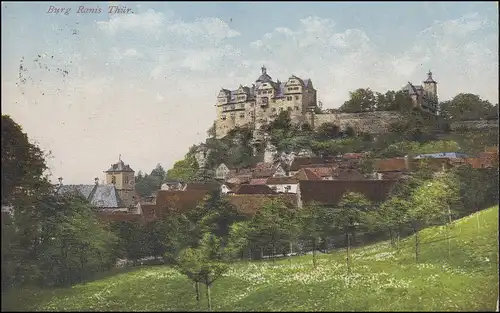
{"left": 3, "top": 206, "right": 497, "bottom": 312}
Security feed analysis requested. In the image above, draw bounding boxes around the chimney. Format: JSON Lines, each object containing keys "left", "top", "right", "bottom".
{"left": 58, "top": 177, "right": 63, "bottom": 186}
{"left": 95, "top": 177, "right": 99, "bottom": 185}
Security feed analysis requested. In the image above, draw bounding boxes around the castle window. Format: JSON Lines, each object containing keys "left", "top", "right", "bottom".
{"left": 286, "top": 96, "right": 292, "bottom": 101}
{"left": 124, "top": 176, "right": 129, "bottom": 184}
{"left": 295, "top": 95, "right": 300, "bottom": 100}
{"left": 239, "top": 103, "right": 245, "bottom": 109}
{"left": 111, "top": 176, "right": 116, "bottom": 184}
{"left": 258, "top": 91, "right": 262, "bottom": 95}
{"left": 222, "top": 115, "right": 226, "bottom": 120}
{"left": 239, "top": 113, "right": 245, "bottom": 118}
{"left": 287, "top": 107, "right": 292, "bottom": 111}
{"left": 295, "top": 106, "right": 299, "bottom": 111}
{"left": 272, "top": 108, "right": 276, "bottom": 112}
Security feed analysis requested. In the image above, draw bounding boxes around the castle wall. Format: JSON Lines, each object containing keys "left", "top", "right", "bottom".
{"left": 313, "top": 111, "right": 404, "bottom": 134}
{"left": 450, "top": 119, "right": 499, "bottom": 131}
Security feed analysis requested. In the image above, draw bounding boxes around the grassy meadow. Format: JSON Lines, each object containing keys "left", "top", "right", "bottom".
{"left": 2, "top": 206, "right": 498, "bottom": 312}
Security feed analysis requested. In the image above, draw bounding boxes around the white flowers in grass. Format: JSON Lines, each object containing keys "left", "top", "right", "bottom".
{"left": 417, "top": 263, "right": 436, "bottom": 270}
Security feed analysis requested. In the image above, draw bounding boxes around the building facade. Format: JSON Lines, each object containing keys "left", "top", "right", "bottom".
{"left": 215, "top": 68, "right": 439, "bottom": 139}
{"left": 215, "top": 66, "right": 317, "bottom": 139}
{"left": 104, "top": 157, "right": 136, "bottom": 208}
{"left": 401, "top": 71, "right": 438, "bottom": 114}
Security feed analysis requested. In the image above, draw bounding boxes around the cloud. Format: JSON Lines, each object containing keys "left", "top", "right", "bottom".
{"left": 97, "top": 9, "right": 165, "bottom": 35}
{"left": 2, "top": 10, "right": 497, "bottom": 185}
{"left": 245, "top": 13, "right": 498, "bottom": 106}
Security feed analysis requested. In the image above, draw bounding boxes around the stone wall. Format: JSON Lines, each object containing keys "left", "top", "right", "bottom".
{"left": 450, "top": 119, "right": 499, "bottom": 131}
{"left": 312, "top": 111, "right": 404, "bottom": 134}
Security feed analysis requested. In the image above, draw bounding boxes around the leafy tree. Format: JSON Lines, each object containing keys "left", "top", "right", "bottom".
{"left": 315, "top": 122, "right": 341, "bottom": 140}
{"left": 166, "top": 155, "right": 198, "bottom": 183}
{"left": 440, "top": 93, "right": 495, "bottom": 121}
{"left": 111, "top": 220, "right": 149, "bottom": 265}
{"left": 299, "top": 202, "right": 332, "bottom": 268}
{"left": 406, "top": 173, "right": 459, "bottom": 263}
{"left": 250, "top": 198, "right": 290, "bottom": 263}
{"left": 176, "top": 234, "right": 229, "bottom": 311}
{"left": 38, "top": 194, "right": 118, "bottom": 286}
{"left": 225, "top": 221, "right": 253, "bottom": 261}
{"left": 339, "top": 88, "right": 377, "bottom": 113}
{"left": 1, "top": 115, "right": 52, "bottom": 289}
{"left": 377, "top": 196, "right": 411, "bottom": 252}
{"left": 197, "top": 190, "right": 246, "bottom": 243}
{"left": 331, "top": 192, "right": 373, "bottom": 277}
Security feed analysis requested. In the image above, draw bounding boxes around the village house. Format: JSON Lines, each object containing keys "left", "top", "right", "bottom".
{"left": 266, "top": 168, "right": 322, "bottom": 193}
{"left": 161, "top": 180, "right": 185, "bottom": 191}
{"left": 56, "top": 157, "right": 138, "bottom": 213}
{"left": 288, "top": 157, "right": 329, "bottom": 176}
{"left": 232, "top": 184, "right": 277, "bottom": 195}
{"left": 297, "top": 179, "right": 398, "bottom": 209}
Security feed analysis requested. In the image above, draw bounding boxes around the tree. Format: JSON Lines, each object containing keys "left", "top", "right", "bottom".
{"left": 166, "top": 155, "right": 198, "bottom": 183}
{"left": 377, "top": 196, "right": 411, "bottom": 252}
{"left": 111, "top": 220, "right": 149, "bottom": 265}
{"left": 176, "top": 234, "right": 229, "bottom": 311}
{"left": 406, "top": 173, "right": 459, "bottom": 263}
{"left": 197, "top": 190, "right": 246, "bottom": 244}
{"left": 1, "top": 115, "right": 52, "bottom": 290}
{"left": 331, "top": 192, "right": 373, "bottom": 277}
{"left": 250, "top": 199, "right": 290, "bottom": 263}
{"left": 225, "top": 221, "right": 253, "bottom": 261}
{"left": 339, "top": 88, "right": 377, "bottom": 113}
{"left": 38, "top": 194, "right": 118, "bottom": 286}
{"left": 440, "top": 93, "right": 495, "bottom": 121}
{"left": 299, "top": 202, "right": 332, "bottom": 268}
{"left": 315, "top": 122, "right": 341, "bottom": 140}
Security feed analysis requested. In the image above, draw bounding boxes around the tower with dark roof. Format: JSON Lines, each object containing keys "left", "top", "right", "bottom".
{"left": 104, "top": 157, "right": 136, "bottom": 207}
{"left": 423, "top": 70, "right": 437, "bottom": 99}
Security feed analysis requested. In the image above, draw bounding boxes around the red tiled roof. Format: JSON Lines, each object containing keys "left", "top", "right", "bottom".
{"left": 331, "top": 168, "right": 366, "bottom": 180}
{"left": 184, "top": 182, "right": 221, "bottom": 191}
{"left": 299, "top": 180, "right": 397, "bottom": 206}
{"left": 233, "top": 184, "right": 277, "bottom": 195}
{"left": 253, "top": 162, "right": 276, "bottom": 178}
{"left": 227, "top": 194, "right": 297, "bottom": 216}
{"left": 249, "top": 178, "right": 268, "bottom": 185}
{"left": 227, "top": 175, "right": 252, "bottom": 184}
{"left": 343, "top": 153, "right": 366, "bottom": 159}
{"left": 374, "top": 158, "right": 409, "bottom": 172}
{"left": 300, "top": 166, "right": 334, "bottom": 178}
{"left": 155, "top": 190, "right": 210, "bottom": 217}
{"left": 266, "top": 176, "right": 299, "bottom": 185}
{"left": 289, "top": 157, "right": 327, "bottom": 171}
{"left": 294, "top": 168, "right": 323, "bottom": 181}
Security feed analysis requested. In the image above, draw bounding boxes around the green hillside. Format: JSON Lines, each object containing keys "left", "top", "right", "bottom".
{"left": 3, "top": 206, "right": 498, "bottom": 312}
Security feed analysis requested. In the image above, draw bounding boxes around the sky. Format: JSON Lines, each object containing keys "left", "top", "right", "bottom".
{"left": 1, "top": 1, "right": 498, "bottom": 184}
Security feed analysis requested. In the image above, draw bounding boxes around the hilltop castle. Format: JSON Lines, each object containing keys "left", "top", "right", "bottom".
{"left": 214, "top": 67, "right": 439, "bottom": 139}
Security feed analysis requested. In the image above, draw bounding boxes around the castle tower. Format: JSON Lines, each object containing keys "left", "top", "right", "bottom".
{"left": 423, "top": 70, "right": 438, "bottom": 99}
{"left": 104, "top": 155, "right": 136, "bottom": 207}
